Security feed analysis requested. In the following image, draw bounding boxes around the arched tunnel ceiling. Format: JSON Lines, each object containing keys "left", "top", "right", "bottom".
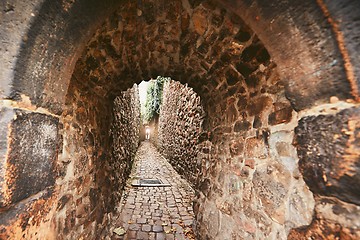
{"left": 0, "top": 1, "right": 360, "bottom": 238}
{"left": 70, "top": 0, "right": 274, "bottom": 104}
{"left": 2, "top": 0, "right": 359, "bottom": 114}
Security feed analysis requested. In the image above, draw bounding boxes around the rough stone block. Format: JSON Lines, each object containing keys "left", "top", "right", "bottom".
{"left": 245, "top": 137, "right": 267, "bottom": 158}
{"left": 0, "top": 108, "right": 59, "bottom": 207}
{"left": 268, "top": 106, "right": 292, "bottom": 125}
{"left": 233, "top": 120, "right": 251, "bottom": 132}
{"left": 229, "top": 139, "right": 244, "bottom": 157}
{"left": 192, "top": 8, "right": 208, "bottom": 35}
{"left": 0, "top": 187, "right": 53, "bottom": 238}
{"left": 253, "top": 164, "right": 288, "bottom": 222}
{"left": 295, "top": 107, "right": 360, "bottom": 205}
{"left": 288, "top": 196, "right": 360, "bottom": 240}
{"left": 247, "top": 96, "right": 272, "bottom": 116}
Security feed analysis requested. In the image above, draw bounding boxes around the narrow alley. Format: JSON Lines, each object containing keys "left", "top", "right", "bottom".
{"left": 111, "top": 142, "right": 196, "bottom": 240}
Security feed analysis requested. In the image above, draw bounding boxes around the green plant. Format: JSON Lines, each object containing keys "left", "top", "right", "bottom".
{"left": 143, "top": 76, "right": 169, "bottom": 123}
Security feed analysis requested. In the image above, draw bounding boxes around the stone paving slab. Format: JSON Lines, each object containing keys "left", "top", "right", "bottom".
{"left": 110, "top": 141, "right": 195, "bottom": 240}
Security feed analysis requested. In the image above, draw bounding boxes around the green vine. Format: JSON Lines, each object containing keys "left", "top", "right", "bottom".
{"left": 143, "top": 76, "right": 169, "bottom": 123}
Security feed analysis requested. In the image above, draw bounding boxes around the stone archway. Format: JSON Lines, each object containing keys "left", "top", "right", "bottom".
{"left": 0, "top": 0, "right": 359, "bottom": 239}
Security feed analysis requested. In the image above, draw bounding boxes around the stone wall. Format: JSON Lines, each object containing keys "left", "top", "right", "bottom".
{"left": 112, "top": 86, "right": 141, "bottom": 189}
{"left": 192, "top": 52, "right": 316, "bottom": 239}
{"left": 0, "top": 81, "right": 140, "bottom": 239}
{"left": 289, "top": 105, "right": 360, "bottom": 239}
{"left": 149, "top": 120, "right": 159, "bottom": 147}
{"left": 53, "top": 77, "right": 117, "bottom": 239}
{"left": 0, "top": 107, "right": 60, "bottom": 239}
{"left": 1, "top": 0, "right": 360, "bottom": 239}
{"left": 158, "top": 80, "right": 205, "bottom": 185}
{"left": 50, "top": 82, "right": 140, "bottom": 239}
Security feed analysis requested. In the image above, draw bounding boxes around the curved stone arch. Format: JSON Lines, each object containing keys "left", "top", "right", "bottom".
{"left": 217, "top": 0, "right": 360, "bottom": 109}
{"left": 3, "top": 0, "right": 358, "bottom": 114}
{"left": 1, "top": 0, "right": 360, "bottom": 239}
{"left": 4, "top": 0, "right": 123, "bottom": 114}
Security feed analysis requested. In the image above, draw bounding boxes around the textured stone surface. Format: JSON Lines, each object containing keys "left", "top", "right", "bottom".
{"left": 3, "top": 0, "right": 356, "bottom": 114}
{"left": 192, "top": 53, "right": 314, "bottom": 238}
{"left": 3, "top": 0, "right": 123, "bottom": 114}
{"left": 0, "top": 0, "right": 43, "bottom": 99}
{"left": 112, "top": 86, "right": 141, "bottom": 193}
{"left": 216, "top": 0, "right": 358, "bottom": 109}
{"left": 0, "top": 188, "right": 56, "bottom": 240}
{"left": 1, "top": 0, "right": 360, "bottom": 239}
{"left": 0, "top": 83, "right": 140, "bottom": 238}
{"left": 0, "top": 107, "right": 15, "bottom": 206}
{"left": 0, "top": 108, "right": 59, "bottom": 207}
{"left": 295, "top": 107, "right": 360, "bottom": 205}
{"left": 152, "top": 53, "right": 314, "bottom": 239}
{"left": 49, "top": 83, "right": 140, "bottom": 239}
{"left": 289, "top": 196, "right": 360, "bottom": 239}
{"left": 158, "top": 81, "right": 204, "bottom": 185}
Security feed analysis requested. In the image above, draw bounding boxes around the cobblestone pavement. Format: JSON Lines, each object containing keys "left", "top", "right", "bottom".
{"left": 110, "top": 141, "right": 196, "bottom": 240}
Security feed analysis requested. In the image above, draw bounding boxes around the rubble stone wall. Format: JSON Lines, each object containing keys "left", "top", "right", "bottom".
{"left": 194, "top": 64, "right": 316, "bottom": 239}
{"left": 0, "top": 82, "right": 140, "bottom": 239}
{"left": 52, "top": 83, "right": 140, "bottom": 239}
{"left": 1, "top": 0, "right": 360, "bottom": 239}
{"left": 158, "top": 80, "right": 205, "bottom": 185}
{"left": 112, "top": 86, "right": 141, "bottom": 191}
{"left": 154, "top": 64, "right": 316, "bottom": 239}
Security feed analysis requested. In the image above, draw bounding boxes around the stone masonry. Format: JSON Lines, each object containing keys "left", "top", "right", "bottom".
{"left": 0, "top": 0, "right": 360, "bottom": 239}
{"left": 158, "top": 80, "right": 205, "bottom": 185}
{"left": 155, "top": 65, "right": 316, "bottom": 239}
{"left": 112, "top": 86, "right": 142, "bottom": 193}
{"left": 0, "top": 82, "right": 141, "bottom": 239}
{"left": 52, "top": 82, "right": 141, "bottom": 239}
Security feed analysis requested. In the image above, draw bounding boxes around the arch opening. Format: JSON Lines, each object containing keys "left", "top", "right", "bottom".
{"left": 22, "top": 0, "right": 313, "bottom": 238}
{"left": 1, "top": 0, "right": 360, "bottom": 239}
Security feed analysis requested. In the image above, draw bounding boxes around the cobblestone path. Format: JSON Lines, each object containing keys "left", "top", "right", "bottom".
{"left": 111, "top": 141, "right": 196, "bottom": 240}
